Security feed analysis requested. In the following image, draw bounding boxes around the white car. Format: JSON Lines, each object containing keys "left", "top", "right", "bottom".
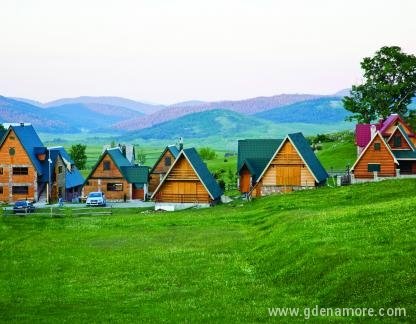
{"left": 86, "top": 192, "right": 106, "bottom": 207}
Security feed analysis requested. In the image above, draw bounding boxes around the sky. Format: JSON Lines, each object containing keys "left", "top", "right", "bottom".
{"left": 1, "top": 0, "right": 415, "bottom": 104}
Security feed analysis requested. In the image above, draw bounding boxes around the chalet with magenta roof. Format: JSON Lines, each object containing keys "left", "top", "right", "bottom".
{"left": 352, "top": 113, "right": 416, "bottom": 181}
{"left": 83, "top": 147, "right": 149, "bottom": 201}
{"left": 238, "top": 132, "right": 328, "bottom": 196}
{"left": 0, "top": 123, "right": 84, "bottom": 203}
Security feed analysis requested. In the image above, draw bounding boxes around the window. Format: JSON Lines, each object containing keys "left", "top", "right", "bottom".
{"left": 13, "top": 167, "right": 28, "bottom": 175}
{"left": 0, "top": 167, "right": 3, "bottom": 175}
{"left": 164, "top": 157, "right": 171, "bottom": 166}
{"left": 9, "top": 147, "right": 15, "bottom": 156}
{"left": 12, "top": 186, "right": 29, "bottom": 195}
{"left": 107, "top": 183, "right": 123, "bottom": 191}
{"left": 368, "top": 164, "right": 381, "bottom": 172}
{"left": 103, "top": 161, "right": 111, "bottom": 170}
{"left": 58, "top": 166, "right": 63, "bottom": 174}
{"left": 373, "top": 143, "right": 381, "bottom": 151}
{"left": 0, "top": 186, "right": 3, "bottom": 194}
{"left": 393, "top": 136, "right": 402, "bottom": 147}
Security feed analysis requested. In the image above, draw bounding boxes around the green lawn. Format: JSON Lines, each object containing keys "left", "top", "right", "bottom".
{"left": 1, "top": 179, "right": 415, "bottom": 322}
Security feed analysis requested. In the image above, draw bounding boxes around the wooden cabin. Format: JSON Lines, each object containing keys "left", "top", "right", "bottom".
{"left": 352, "top": 123, "right": 416, "bottom": 179}
{"left": 238, "top": 133, "right": 328, "bottom": 197}
{"left": 0, "top": 124, "right": 84, "bottom": 203}
{"left": 151, "top": 148, "right": 222, "bottom": 210}
{"left": 149, "top": 145, "right": 180, "bottom": 193}
{"left": 83, "top": 147, "right": 149, "bottom": 201}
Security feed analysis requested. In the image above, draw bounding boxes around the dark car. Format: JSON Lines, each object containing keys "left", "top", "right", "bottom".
{"left": 13, "top": 200, "right": 35, "bottom": 214}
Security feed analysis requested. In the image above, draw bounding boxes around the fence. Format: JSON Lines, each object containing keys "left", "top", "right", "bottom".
{"left": 2, "top": 206, "right": 113, "bottom": 217}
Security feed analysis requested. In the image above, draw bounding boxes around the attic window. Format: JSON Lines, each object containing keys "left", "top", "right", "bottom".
{"left": 393, "top": 136, "right": 402, "bottom": 147}
{"left": 10, "top": 136, "right": 15, "bottom": 140}
{"left": 58, "top": 166, "right": 63, "bottom": 174}
{"left": 368, "top": 164, "right": 380, "bottom": 172}
{"left": 103, "top": 161, "right": 111, "bottom": 171}
{"left": 165, "top": 157, "right": 171, "bottom": 166}
{"left": 373, "top": 143, "right": 381, "bottom": 151}
{"left": 9, "top": 147, "right": 15, "bottom": 156}
{"left": 0, "top": 167, "right": 3, "bottom": 175}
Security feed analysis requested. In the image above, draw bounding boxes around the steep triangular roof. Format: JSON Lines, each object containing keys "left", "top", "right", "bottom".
{"left": 386, "top": 124, "right": 416, "bottom": 150}
{"left": 151, "top": 147, "right": 222, "bottom": 200}
{"left": 351, "top": 131, "right": 399, "bottom": 170}
{"left": 86, "top": 147, "right": 148, "bottom": 185}
{"left": 237, "top": 139, "right": 282, "bottom": 181}
{"left": 380, "top": 114, "right": 414, "bottom": 136}
{"left": 0, "top": 125, "right": 45, "bottom": 174}
{"left": 256, "top": 133, "right": 328, "bottom": 184}
{"left": 150, "top": 145, "right": 180, "bottom": 173}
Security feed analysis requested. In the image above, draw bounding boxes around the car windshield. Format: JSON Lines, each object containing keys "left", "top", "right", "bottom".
{"left": 15, "top": 201, "right": 27, "bottom": 206}
{"left": 88, "top": 193, "right": 102, "bottom": 198}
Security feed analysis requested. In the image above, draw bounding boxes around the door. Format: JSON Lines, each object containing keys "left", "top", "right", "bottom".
{"left": 276, "top": 165, "right": 301, "bottom": 186}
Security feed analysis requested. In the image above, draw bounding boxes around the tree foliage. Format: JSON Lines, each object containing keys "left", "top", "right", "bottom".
{"left": 199, "top": 147, "right": 217, "bottom": 160}
{"left": 343, "top": 46, "right": 416, "bottom": 123}
{"left": 69, "top": 144, "right": 87, "bottom": 170}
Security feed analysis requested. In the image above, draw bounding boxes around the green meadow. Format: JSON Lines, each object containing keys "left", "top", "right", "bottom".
{"left": 1, "top": 179, "right": 415, "bottom": 322}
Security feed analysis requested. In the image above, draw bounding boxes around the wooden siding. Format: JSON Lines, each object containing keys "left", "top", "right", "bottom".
{"left": 353, "top": 136, "right": 396, "bottom": 178}
{"left": 239, "top": 166, "right": 251, "bottom": 193}
{"left": 132, "top": 188, "right": 144, "bottom": 200}
{"left": 83, "top": 153, "right": 132, "bottom": 200}
{"left": 0, "top": 129, "right": 37, "bottom": 202}
{"left": 149, "top": 150, "right": 176, "bottom": 192}
{"left": 154, "top": 155, "right": 211, "bottom": 203}
{"left": 384, "top": 121, "right": 413, "bottom": 136}
{"left": 262, "top": 140, "right": 316, "bottom": 188}
{"left": 387, "top": 129, "right": 411, "bottom": 150}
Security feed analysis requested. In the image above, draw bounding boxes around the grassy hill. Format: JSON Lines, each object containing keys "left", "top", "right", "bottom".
{"left": 1, "top": 179, "right": 415, "bottom": 322}
{"left": 124, "top": 109, "right": 352, "bottom": 148}
{"left": 255, "top": 97, "right": 351, "bottom": 123}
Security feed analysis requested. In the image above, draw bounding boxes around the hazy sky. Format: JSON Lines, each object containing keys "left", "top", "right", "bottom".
{"left": 1, "top": 0, "right": 415, "bottom": 104}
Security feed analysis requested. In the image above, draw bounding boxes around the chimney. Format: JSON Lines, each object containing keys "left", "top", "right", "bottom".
{"left": 121, "top": 144, "right": 127, "bottom": 157}
{"left": 370, "top": 124, "right": 377, "bottom": 138}
{"left": 20, "top": 122, "right": 24, "bottom": 127}
{"left": 179, "top": 137, "right": 183, "bottom": 151}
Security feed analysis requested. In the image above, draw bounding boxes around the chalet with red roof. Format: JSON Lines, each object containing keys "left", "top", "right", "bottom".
{"left": 352, "top": 114, "right": 416, "bottom": 180}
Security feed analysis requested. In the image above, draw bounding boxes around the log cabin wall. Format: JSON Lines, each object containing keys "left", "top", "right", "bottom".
{"left": 51, "top": 156, "right": 66, "bottom": 201}
{"left": 155, "top": 156, "right": 211, "bottom": 203}
{"left": 83, "top": 154, "right": 131, "bottom": 200}
{"left": 353, "top": 137, "right": 396, "bottom": 178}
{"left": 0, "top": 129, "right": 37, "bottom": 202}
{"left": 149, "top": 150, "right": 176, "bottom": 193}
{"left": 387, "top": 131, "right": 411, "bottom": 150}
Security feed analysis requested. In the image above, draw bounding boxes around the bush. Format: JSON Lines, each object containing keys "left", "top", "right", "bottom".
{"left": 199, "top": 147, "right": 217, "bottom": 160}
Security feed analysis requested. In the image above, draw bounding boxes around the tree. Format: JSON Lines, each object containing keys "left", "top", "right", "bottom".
{"left": 199, "top": 147, "right": 217, "bottom": 160}
{"left": 69, "top": 144, "right": 87, "bottom": 170}
{"left": 0, "top": 124, "right": 6, "bottom": 132}
{"left": 343, "top": 46, "right": 416, "bottom": 123}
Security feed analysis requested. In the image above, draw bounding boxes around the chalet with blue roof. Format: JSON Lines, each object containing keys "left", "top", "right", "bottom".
{"left": 0, "top": 123, "right": 84, "bottom": 203}
{"left": 149, "top": 144, "right": 180, "bottom": 193}
{"left": 238, "top": 132, "right": 328, "bottom": 196}
{"left": 151, "top": 147, "right": 222, "bottom": 210}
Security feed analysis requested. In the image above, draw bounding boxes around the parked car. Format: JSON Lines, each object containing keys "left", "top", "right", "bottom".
{"left": 13, "top": 200, "right": 35, "bottom": 214}
{"left": 86, "top": 192, "right": 106, "bottom": 207}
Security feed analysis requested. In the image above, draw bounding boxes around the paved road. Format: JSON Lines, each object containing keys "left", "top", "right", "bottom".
{"left": 3, "top": 200, "right": 155, "bottom": 210}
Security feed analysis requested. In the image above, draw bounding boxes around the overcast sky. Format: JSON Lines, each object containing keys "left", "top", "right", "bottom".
{"left": 1, "top": 0, "right": 415, "bottom": 104}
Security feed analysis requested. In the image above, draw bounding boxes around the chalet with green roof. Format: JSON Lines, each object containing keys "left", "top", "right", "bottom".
{"left": 238, "top": 132, "right": 328, "bottom": 196}
{"left": 149, "top": 145, "right": 180, "bottom": 193}
{"left": 151, "top": 147, "right": 222, "bottom": 210}
{"left": 83, "top": 147, "right": 149, "bottom": 201}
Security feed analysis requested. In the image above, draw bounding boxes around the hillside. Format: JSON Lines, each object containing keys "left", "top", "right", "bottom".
{"left": 44, "top": 96, "right": 165, "bottom": 114}
{"left": 45, "top": 103, "right": 142, "bottom": 130}
{"left": 124, "top": 109, "right": 352, "bottom": 143}
{"left": 0, "top": 96, "right": 77, "bottom": 133}
{"left": 113, "top": 94, "right": 327, "bottom": 131}
{"left": 255, "top": 97, "right": 351, "bottom": 123}
{"left": 1, "top": 179, "right": 415, "bottom": 322}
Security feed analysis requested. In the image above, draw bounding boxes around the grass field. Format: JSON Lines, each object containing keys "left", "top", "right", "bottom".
{"left": 1, "top": 179, "right": 415, "bottom": 322}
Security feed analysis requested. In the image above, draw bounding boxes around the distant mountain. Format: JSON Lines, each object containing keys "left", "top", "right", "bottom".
{"left": 170, "top": 100, "right": 208, "bottom": 107}
{"left": 114, "top": 94, "right": 325, "bottom": 131}
{"left": 11, "top": 97, "right": 45, "bottom": 107}
{"left": 0, "top": 96, "right": 77, "bottom": 132}
{"left": 255, "top": 97, "right": 350, "bottom": 124}
{"left": 44, "top": 96, "right": 165, "bottom": 114}
{"left": 333, "top": 88, "right": 351, "bottom": 97}
{"left": 45, "top": 103, "right": 143, "bottom": 130}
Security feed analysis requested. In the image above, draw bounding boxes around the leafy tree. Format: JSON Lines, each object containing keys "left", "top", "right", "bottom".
{"left": 0, "top": 124, "right": 6, "bottom": 132}
{"left": 343, "top": 46, "right": 416, "bottom": 123}
{"left": 69, "top": 144, "right": 87, "bottom": 170}
{"left": 199, "top": 147, "right": 217, "bottom": 160}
